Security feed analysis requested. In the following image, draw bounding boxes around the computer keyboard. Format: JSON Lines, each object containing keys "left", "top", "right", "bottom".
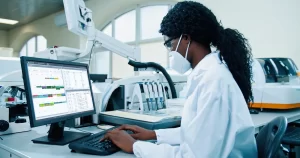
{"left": 69, "top": 128, "right": 133, "bottom": 156}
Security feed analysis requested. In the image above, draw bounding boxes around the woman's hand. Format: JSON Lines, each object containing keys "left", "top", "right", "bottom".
{"left": 117, "top": 125, "right": 157, "bottom": 140}
{"left": 101, "top": 129, "right": 136, "bottom": 153}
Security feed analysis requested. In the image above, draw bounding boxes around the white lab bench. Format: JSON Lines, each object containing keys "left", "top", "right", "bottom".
{"left": 1, "top": 109, "right": 300, "bottom": 158}
{"left": 0, "top": 126, "right": 133, "bottom": 158}
{"left": 252, "top": 109, "right": 300, "bottom": 134}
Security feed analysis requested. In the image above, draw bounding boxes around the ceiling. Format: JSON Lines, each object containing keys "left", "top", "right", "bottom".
{"left": 0, "top": 0, "right": 66, "bottom": 30}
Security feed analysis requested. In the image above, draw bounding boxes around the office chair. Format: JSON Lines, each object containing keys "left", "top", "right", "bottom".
{"left": 256, "top": 116, "right": 288, "bottom": 158}
{"left": 282, "top": 123, "right": 300, "bottom": 158}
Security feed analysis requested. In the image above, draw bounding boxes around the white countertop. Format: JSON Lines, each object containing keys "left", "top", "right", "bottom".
{"left": 251, "top": 109, "right": 300, "bottom": 133}
{"left": 2, "top": 109, "right": 300, "bottom": 158}
{"left": 0, "top": 126, "right": 133, "bottom": 158}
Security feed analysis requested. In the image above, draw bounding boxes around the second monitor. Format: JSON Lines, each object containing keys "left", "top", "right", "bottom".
{"left": 20, "top": 56, "right": 96, "bottom": 145}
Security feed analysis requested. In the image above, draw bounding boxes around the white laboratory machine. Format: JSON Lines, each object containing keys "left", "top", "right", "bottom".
{"left": 251, "top": 58, "right": 300, "bottom": 110}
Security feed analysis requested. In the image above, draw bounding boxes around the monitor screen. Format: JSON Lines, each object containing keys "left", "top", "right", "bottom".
{"left": 21, "top": 57, "right": 95, "bottom": 127}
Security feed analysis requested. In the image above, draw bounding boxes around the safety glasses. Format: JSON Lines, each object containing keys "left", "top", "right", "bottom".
{"left": 163, "top": 36, "right": 174, "bottom": 51}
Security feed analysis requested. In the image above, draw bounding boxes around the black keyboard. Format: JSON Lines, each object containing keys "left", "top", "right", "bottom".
{"left": 69, "top": 128, "right": 133, "bottom": 156}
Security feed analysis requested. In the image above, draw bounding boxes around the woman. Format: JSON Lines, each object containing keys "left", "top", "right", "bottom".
{"left": 102, "top": 1, "right": 257, "bottom": 157}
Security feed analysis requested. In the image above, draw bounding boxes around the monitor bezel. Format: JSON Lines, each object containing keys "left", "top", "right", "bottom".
{"left": 20, "top": 56, "right": 96, "bottom": 127}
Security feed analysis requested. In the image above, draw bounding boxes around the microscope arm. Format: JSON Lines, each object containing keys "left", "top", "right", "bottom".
{"left": 36, "top": 0, "right": 141, "bottom": 62}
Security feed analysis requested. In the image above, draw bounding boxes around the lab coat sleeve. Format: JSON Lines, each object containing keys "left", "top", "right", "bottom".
{"left": 133, "top": 78, "right": 234, "bottom": 158}
{"left": 133, "top": 141, "right": 180, "bottom": 158}
{"left": 155, "top": 127, "right": 181, "bottom": 145}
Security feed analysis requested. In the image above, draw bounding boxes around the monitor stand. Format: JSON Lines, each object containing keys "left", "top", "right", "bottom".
{"left": 32, "top": 121, "right": 91, "bottom": 145}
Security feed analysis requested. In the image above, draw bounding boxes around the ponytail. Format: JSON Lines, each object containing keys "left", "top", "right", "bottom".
{"left": 215, "top": 28, "right": 253, "bottom": 105}
{"left": 158, "top": 1, "right": 253, "bottom": 105}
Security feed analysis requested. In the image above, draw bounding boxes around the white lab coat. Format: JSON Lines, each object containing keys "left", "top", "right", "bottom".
{"left": 133, "top": 52, "right": 258, "bottom": 158}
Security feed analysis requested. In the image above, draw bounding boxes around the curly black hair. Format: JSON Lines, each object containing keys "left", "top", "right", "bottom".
{"left": 160, "top": 1, "right": 253, "bottom": 105}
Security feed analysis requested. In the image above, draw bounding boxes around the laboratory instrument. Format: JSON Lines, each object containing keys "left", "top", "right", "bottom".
{"left": 99, "top": 61, "right": 185, "bottom": 129}
{"left": 252, "top": 58, "right": 300, "bottom": 110}
{"left": 0, "top": 57, "right": 30, "bottom": 135}
{"left": 0, "top": 102, "right": 31, "bottom": 136}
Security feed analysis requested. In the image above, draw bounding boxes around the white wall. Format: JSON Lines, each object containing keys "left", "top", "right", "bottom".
{"left": 0, "top": 30, "right": 8, "bottom": 47}
{"left": 197, "top": 0, "right": 300, "bottom": 66}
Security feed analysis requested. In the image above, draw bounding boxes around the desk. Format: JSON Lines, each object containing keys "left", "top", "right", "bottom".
{"left": 0, "top": 126, "right": 134, "bottom": 158}
{"left": 251, "top": 109, "right": 300, "bottom": 134}
{"left": 1, "top": 109, "right": 300, "bottom": 158}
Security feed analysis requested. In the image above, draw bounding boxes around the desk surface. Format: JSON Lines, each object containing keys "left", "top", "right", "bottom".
{"left": 1, "top": 109, "right": 300, "bottom": 158}
{"left": 252, "top": 109, "right": 300, "bottom": 133}
{"left": 0, "top": 126, "right": 134, "bottom": 158}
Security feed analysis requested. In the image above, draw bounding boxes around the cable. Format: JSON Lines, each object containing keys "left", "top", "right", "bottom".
{"left": 88, "top": 41, "right": 96, "bottom": 66}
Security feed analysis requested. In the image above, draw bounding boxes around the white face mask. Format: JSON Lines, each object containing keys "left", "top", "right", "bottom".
{"left": 169, "top": 35, "right": 191, "bottom": 74}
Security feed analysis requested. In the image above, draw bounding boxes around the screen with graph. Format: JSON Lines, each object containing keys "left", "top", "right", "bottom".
{"left": 27, "top": 61, "right": 94, "bottom": 120}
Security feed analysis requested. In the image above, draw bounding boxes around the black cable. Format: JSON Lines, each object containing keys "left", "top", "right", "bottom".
{"left": 88, "top": 42, "right": 96, "bottom": 66}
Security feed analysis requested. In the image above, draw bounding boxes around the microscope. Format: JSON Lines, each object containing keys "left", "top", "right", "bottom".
{"left": 0, "top": 86, "right": 31, "bottom": 135}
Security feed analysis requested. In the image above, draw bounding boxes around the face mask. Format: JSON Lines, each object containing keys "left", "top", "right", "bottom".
{"left": 169, "top": 35, "right": 191, "bottom": 74}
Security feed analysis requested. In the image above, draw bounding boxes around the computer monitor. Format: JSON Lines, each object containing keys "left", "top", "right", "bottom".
{"left": 20, "top": 56, "right": 96, "bottom": 145}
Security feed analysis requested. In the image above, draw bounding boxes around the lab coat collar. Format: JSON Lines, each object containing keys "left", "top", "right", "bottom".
{"left": 189, "top": 51, "right": 222, "bottom": 77}
{"left": 183, "top": 51, "right": 222, "bottom": 98}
